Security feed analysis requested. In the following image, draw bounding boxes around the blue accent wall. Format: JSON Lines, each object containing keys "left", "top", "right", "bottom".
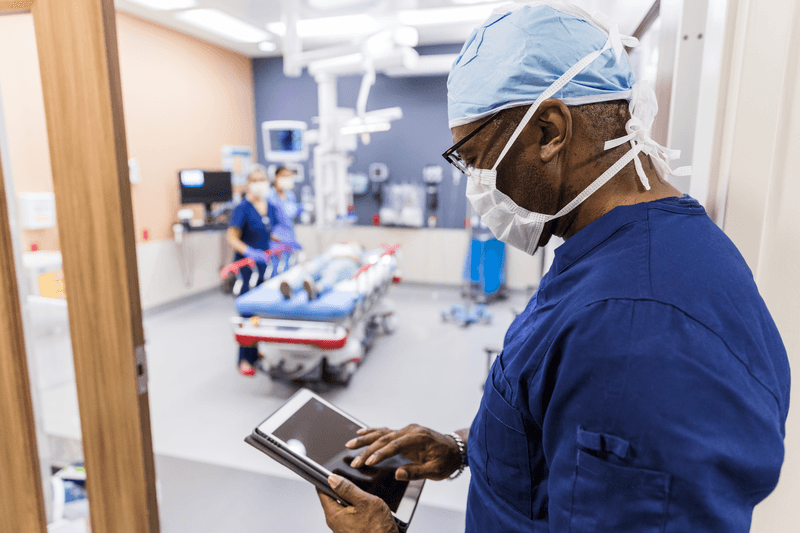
{"left": 253, "top": 45, "right": 468, "bottom": 229}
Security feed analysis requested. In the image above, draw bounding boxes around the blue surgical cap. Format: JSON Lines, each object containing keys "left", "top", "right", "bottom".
{"left": 447, "top": 1, "right": 637, "bottom": 128}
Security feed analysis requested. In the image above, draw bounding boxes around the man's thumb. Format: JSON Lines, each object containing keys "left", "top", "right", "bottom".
{"left": 328, "top": 474, "right": 361, "bottom": 503}
{"left": 395, "top": 463, "right": 436, "bottom": 481}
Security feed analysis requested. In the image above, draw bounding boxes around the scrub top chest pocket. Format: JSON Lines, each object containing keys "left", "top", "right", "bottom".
{"left": 569, "top": 427, "right": 671, "bottom": 532}
{"left": 482, "top": 359, "right": 533, "bottom": 518}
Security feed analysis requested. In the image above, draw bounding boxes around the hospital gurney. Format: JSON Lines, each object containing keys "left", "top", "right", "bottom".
{"left": 225, "top": 244, "right": 401, "bottom": 386}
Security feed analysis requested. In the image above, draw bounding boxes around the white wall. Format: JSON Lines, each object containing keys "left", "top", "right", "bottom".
{"left": 709, "top": 0, "right": 800, "bottom": 530}
{"left": 295, "top": 225, "right": 545, "bottom": 290}
{"left": 136, "top": 231, "right": 229, "bottom": 310}
{"left": 135, "top": 225, "right": 546, "bottom": 311}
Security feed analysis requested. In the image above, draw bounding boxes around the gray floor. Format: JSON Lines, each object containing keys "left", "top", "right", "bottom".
{"left": 33, "top": 283, "right": 534, "bottom": 531}
{"left": 156, "top": 454, "right": 466, "bottom": 533}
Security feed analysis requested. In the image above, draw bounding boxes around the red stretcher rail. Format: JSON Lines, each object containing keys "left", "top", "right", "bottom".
{"left": 219, "top": 245, "right": 294, "bottom": 279}
{"left": 235, "top": 332, "right": 348, "bottom": 350}
{"left": 221, "top": 243, "right": 400, "bottom": 281}
{"left": 351, "top": 243, "right": 402, "bottom": 280}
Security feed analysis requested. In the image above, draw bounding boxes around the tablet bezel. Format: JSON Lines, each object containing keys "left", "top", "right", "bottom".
{"left": 252, "top": 389, "right": 423, "bottom": 527}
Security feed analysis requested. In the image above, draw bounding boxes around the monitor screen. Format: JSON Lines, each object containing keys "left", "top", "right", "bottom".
{"left": 179, "top": 170, "right": 233, "bottom": 205}
{"left": 269, "top": 128, "right": 303, "bottom": 153}
{"left": 262, "top": 120, "right": 308, "bottom": 162}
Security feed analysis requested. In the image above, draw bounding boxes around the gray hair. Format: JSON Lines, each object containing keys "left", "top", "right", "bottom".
{"left": 248, "top": 163, "right": 268, "bottom": 180}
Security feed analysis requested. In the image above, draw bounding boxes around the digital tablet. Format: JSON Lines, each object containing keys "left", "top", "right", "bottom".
{"left": 246, "top": 389, "right": 424, "bottom": 532}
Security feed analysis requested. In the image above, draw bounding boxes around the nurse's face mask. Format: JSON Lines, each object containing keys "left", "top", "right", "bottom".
{"left": 276, "top": 176, "right": 295, "bottom": 191}
{"left": 444, "top": 20, "right": 690, "bottom": 256}
{"left": 248, "top": 180, "right": 269, "bottom": 198}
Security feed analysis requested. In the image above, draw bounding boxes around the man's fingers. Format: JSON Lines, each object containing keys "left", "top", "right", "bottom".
{"left": 328, "top": 474, "right": 369, "bottom": 505}
{"left": 346, "top": 428, "right": 389, "bottom": 450}
{"left": 352, "top": 431, "right": 413, "bottom": 467}
{"left": 351, "top": 430, "right": 399, "bottom": 466}
{"left": 395, "top": 461, "right": 444, "bottom": 481}
{"left": 317, "top": 488, "right": 341, "bottom": 515}
{"left": 363, "top": 434, "right": 417, "bottom": 466}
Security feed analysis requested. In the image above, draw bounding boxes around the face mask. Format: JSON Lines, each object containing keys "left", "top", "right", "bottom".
{"left": 465, "top": 20, "right": 691, "bottom": 256}
{"left": 276, "top": 177, "right": 295, "bottom": 191}
{"left": 248, "top": 181, "right": 269, "bottom": 198}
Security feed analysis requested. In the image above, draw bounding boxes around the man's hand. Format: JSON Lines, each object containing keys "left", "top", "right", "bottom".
{"left": 346, "top": 424, "right": 462, "bottom": 481}
{"left": 317, "top": 475, "right": 398, "bottom": 533}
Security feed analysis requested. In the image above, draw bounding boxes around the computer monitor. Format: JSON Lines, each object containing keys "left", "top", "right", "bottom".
{"left": 179, "top": 170, "right": 233, "bottom": 219}
{"left": 262, "top": 120, "right": 308, "bottom": 162}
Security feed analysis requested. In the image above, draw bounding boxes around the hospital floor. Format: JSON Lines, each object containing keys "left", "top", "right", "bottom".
{"left": 33, "top": 283, "right": 534, "bottom": 532}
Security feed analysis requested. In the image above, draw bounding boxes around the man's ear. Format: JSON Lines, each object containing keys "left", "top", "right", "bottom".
{"left": 536, "top": 99, "right": 571, "bottom": 163}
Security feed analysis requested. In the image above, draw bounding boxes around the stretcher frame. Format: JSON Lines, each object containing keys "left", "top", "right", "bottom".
{"left": 226, "top": 244, "right": 401, "bottom": 385}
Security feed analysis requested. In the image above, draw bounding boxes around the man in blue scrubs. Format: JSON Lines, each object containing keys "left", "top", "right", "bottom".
{"left": 317, "top": 2, "right": 790, "bottom": 532}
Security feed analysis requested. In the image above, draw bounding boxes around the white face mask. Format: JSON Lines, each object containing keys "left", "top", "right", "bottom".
{"left": 276, "top": 176, "right": 295, "bottom": 191}
{"left": 465, "top": 20, "right": 690, "bottom": 256}
{"left": 248, "top": 181, "right": 269, "bottom": 198}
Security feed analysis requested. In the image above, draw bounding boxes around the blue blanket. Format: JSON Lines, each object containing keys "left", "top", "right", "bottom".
{"left": 236, "top": 284, "right": 359, "bottom": 321}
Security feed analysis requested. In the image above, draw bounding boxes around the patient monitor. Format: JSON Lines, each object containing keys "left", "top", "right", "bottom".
{"left": 262, "top": 120, "right": 308, "bottom": 163}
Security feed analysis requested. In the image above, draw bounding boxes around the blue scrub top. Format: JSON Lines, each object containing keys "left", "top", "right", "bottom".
{"left": 267, "top": 188, "right": 302, "bottom": 244}
{"left": 465, "top": 196, "right": 790, "bottom": 533}
{"left": 230, "top": 198, "right": 279, "bottom": 254}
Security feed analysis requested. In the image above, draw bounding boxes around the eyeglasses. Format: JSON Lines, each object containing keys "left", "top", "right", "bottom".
{"left": 441, "top": 110, "right": 503, "bottom": 175}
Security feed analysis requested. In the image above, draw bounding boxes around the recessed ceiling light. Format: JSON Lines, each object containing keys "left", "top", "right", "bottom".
{"left": 258, "top": 41, "right": 278, "bottom": 52}
{"left": 397, "top": 3, "right": 504, "bottom": 26}
{"left": 126, "top": 0, "right": 197, "bottom": 10}
{"left": 266, "top": 14, "right": 379, "bottom": 38}
{"left": 175, "top": 9, "right": 269, "bottom": 43}
{"left": 307, "top": 0, "right": 377, "bottom": 9}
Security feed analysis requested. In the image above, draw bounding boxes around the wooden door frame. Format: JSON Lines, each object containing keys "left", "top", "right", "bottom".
{"left": 0, "top": 1, "right": 159, "bottom": 531}
{"left": 0, "top": 87, "right": 48, "bottom": 533}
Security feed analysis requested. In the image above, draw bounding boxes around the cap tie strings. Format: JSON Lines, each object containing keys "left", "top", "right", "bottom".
{"left": 604, "top": 80, "right": 692, "bottom": 190}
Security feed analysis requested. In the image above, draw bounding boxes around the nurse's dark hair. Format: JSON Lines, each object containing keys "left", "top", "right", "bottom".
{"left": 274, "top": 165, "right": 294, "bottom": 176}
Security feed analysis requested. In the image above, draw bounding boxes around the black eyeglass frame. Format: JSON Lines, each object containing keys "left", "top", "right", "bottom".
{"left": 441, "top": 110, "right": 503, "bottom": 175}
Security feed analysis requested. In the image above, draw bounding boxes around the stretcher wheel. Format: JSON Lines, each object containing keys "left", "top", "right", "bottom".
{"left": 221, "top": 273, "right": 237, "bottom": 294}
{"left": 321, "top": 359, "right": 357, "bottom": 387}
{"left": 381, "top": 314, "right": 398, "bottom": 335}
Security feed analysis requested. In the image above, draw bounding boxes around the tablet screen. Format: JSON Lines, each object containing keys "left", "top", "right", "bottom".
{"left": 268, "top": 397, "right": 411, "bottom": 513}
{"left": 273, "top": 398, "right": 361, "bottom": 467}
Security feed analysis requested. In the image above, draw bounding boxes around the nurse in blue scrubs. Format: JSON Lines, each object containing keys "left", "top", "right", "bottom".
{"left": 267, "top": 165, "right": 303, "bottom": 268}
{"left": 316, "top": 4, "right": 790, "bottom": 533}
{"left": 269, "top": 166, "right": 302, "bottom": 239}
{"left": 227, "top": 165, "right": 282, "bottom": 376}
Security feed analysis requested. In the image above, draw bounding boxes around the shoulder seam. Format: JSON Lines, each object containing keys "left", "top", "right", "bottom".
{"left": 581, "top": 298, "right": 783, "bottom": 412}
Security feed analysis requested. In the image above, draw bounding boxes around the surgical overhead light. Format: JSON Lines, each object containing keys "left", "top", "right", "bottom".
{"left": 175, "top": 9, "right": 269, "bottom": 43}
{"left": 126, "top": 0, "right": 197, "bottom": 9}
{"left": 267, "top": 14, "right": 380, "bottom": 38}
{"left": 340, "top": 122, "right": 391, "bottom": 136}
{"left": 393, "top": 26, "right": 419, "bottom": 47}
{"left": 258, "top": 41, "right": 279, "bottom": 52}
{"left": 397, "top": 3, "right": 505, "bottom": 26}
{"left": 364, "top": 27, "right": 418, "bottom": 56}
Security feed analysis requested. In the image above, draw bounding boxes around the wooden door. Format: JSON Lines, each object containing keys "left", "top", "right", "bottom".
{"left": 0, "top": 1, "right": 160, "bottom": 531}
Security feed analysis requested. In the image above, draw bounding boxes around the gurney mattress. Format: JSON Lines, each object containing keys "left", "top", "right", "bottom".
{"left": 236, "top": 284, "right": 359, "bottom": 321}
